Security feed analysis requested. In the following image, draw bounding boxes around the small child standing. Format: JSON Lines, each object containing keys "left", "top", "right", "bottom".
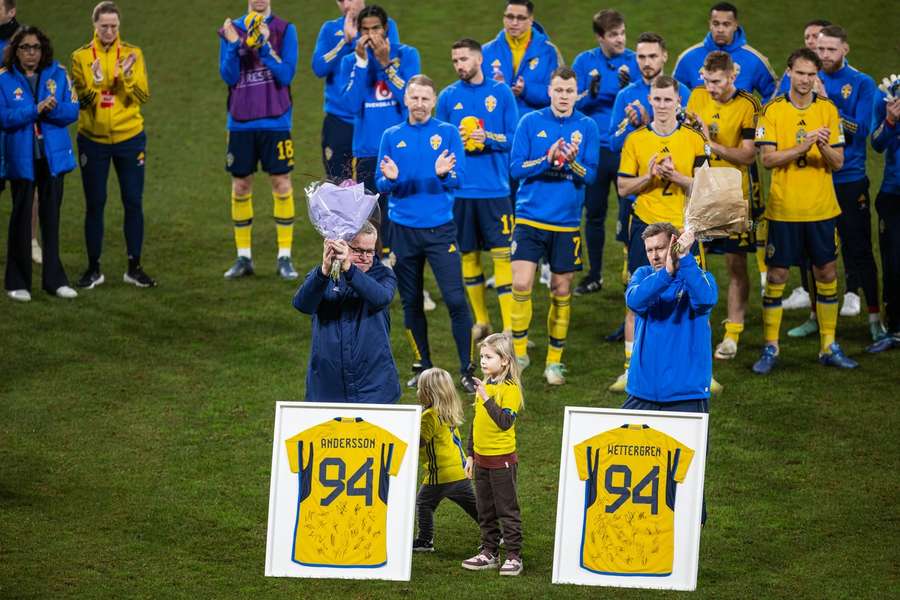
{"left": 462, "top": 333, "right": 524, "bottom": 576}
{"left": 413, "top": 368, "right": 479, "bottom": 552}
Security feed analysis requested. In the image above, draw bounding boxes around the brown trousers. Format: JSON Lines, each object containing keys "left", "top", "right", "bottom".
{"left": 473, "top": 463, "right": 522, "bottom": 556}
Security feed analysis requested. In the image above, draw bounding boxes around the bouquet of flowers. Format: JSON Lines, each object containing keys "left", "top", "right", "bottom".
{"left": 682, "top": 162, "right": 749, "bottom": 241}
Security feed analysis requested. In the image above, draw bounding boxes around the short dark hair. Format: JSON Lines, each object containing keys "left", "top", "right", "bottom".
{"left": 703, "top": 50, "right": 734, "bottom": 73}
{"left": 407, "top": 74, "right": 436, "bottom": 93}
{"left": 787, "top": 47, "right": 822, "bottom": 70}
{"left": 1, "top": 0, "right": 16, "bottom": 12}
{"left": 804, "top": 19, "right": 831, "bottom": 29}
{"left": 642, "top": 222, "right": 679, "bottom": 241}
{"left": 818, "top": 24, "right": 848, "bottom": 43}
{"left": 357, "top": 4, "right": 388, "bottom": 29}
{"left": 636, "top": 32, "right": 666, "bottom": 51}
{"left": 451, "top": 38, "right": 482, "bottom": 53}
{"left": 550, "top": 66, "right": 577, "bottom": 83}
{"left": 651, "top": 74, "right": 679, "bottom": 93}
{"left": 507, "top": 0, "right": 534, "bottom": 14}
{"left": 710, "top": 2, "right": 738, "bottom": 18}
{"left": 592, "top": 9, "right": 624, "bottom": 37}
{"left": 3, "top": 25, "right": 53, "bottom": 72}
{"left": 92, "top": 1, "right": 119, "bottom": 22}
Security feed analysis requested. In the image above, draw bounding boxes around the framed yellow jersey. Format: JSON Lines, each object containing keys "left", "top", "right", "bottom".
{"left": 284, "top": 417, "right": 408, "bottom": 568}
{"left": 755, "top": 93, "right": 844, "bottom": 222}
{"left": 420, "top": 408, "right": 467, "bottom": 485}
{"left": 686, "top": 87, "right": 759, "bottom": 200}
{"left": 619, "top": 124, "right": 709, "bottom": 228}
{"left": 573, "top": 424, "right": 695, "bottom": 576}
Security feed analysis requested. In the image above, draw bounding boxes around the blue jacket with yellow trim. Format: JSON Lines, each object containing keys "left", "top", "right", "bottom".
{"left": 436, "top": 77, "right": 518, "bottom": 198}
{"left": 673, "top": 27, "right": 776, "bottom": 100}
{"left": 608, "top": 78, "right": 691, "bottom": 153}
{"left": 872, "top": 89, "right": 900, "bottom": 194}
{"left": 626, "top": 257, "right": 718, "bottom": 402}
{"left": 376, "top": 117, "right": 465, "bottom": 228}
{"left": 311, "top": 16, "right": 400, "bottom": 122}
{"left": 481, "top": 22, "right": 563, "bottom": 115}
{"left": 293, "top": 260, "right": 400, "bottom": 404}
{"left": 510, "top": 107, "right": 599, "bottom": 229}
{"left": 0, "top": 61, "right": 78, "bottom": 180}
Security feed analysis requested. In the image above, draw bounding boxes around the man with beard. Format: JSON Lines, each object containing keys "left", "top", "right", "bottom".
{"left": 437, "top": 38, "right": 518, "bottom": 344}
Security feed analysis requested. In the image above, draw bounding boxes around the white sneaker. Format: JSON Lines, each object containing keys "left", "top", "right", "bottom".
{"left": 485, "top": 275, "right": 496, "bottom": 289}
{"left": 840, "top": 292, "right": 861, "bottom": 317}
{"left": 782, "top": 287, "right": 811, "bottom": 310}
{"left": 7, "top": 289, "right": 31, "bottom": 302}
{"left": 539, "top": 262, "right": 551, "bottom": 287}
{"left": 423, "top": 290, "right": 436, "bottom": 311}
{"left": 608, "top": 371, "right": 628, "bottom": 392}
{"left": 759, "top": 271, "right": 767, "bottom": 294}
{"left": 543, "top": 362, "right": 566, "bottom": 385}
{"left": 714, "top": 337, "right": 738, "bottom": 360}
{"left": 31, "top": 238, "right": 42, "bottom": 264}
{"left": 55, "top": 286, "right": 78, "bottom": 299}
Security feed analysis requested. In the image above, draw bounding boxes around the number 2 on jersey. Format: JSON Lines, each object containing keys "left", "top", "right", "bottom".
{"left": 319, "top": 457, "right": 374, "bottom": 506}
{"left": 604, "top": 464, "right": 660, "bottom": 514}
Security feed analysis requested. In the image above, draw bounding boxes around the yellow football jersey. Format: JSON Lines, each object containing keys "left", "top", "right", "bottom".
{"left": 755, "top": 93, "right": 844, "bottom": 222}
{"left": 686, "top": 87, "right": 759, "bottom": 200}
{"left": 420, "top": 408, "right": 467, "bottom": 485}
{"left": 473, "top": 380, "right": 522, "bottom": 456}
{"left": 619, "top": 124, "right": 709, "bottom": 228}
{"left": 284, "top": 418, "right": 408, "bottom": 568}
{"left": 573, "top": 424, "right": 695, "bottom": 576}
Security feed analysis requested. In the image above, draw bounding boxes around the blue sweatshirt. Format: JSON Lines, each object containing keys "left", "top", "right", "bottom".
{"left": 510, "top": 107, "right": 600, "bottom": 230}
{"left": 339, "top": 42, "right": 421, "bottom": 158}
{"left": 0, "top": 61, "right": 79, "bottom": 180}
{"left": 376, "top": 117, "right": 465, "bottom": 228}
{"left": 872, "top": 89, "right": 900, "bottom": 194}
{"left": 219, "top": 14, "right": 298, "bottom": 131}
{"left": 293, "top": 261, "right": 400, "bottom": 404}
{"left": 311, "top": 16, "right": 400, "bottom": 122}
{"left": 674, "top": 27, "right": 776, "bottom": 100}
{"left": 481, "top": 22, "right": 562, "bottom": 115}
{"left": 779, "top": 61, "right": 875, "bottom": 184}
{"left": 625, "top": 257, "right": 718, "bottom": 402}
{"left": 436, "top": 78, "right": 518, "bottom": 198}
{"left": 608, "top": 78, "right": 691, "bottom": 153}
{"left": 572, "top": 47, "right": 639, "bottom": 149}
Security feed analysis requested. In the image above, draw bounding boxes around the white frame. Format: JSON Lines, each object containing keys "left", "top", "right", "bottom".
{"left": 551, "top": 407, "right": 708, "bottom": 591}
{"left": 264, "top": 401, "right": 421, "bottom": 581}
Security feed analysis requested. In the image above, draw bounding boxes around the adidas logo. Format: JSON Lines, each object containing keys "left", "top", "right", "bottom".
{"left": 712, "top": 113, "right": 720, "bottom": 119}
{"left": 661, "top": 145, "right": 670, "bottom": 153}
{"left": 537, "top": 130, "right": 547, "bottom": 138}
{"left": 397, "top": 140, "right": 407, "bottom": 148}
{"left": 798, "top": 119, "right": 807, "bottom": 126}
{"left": 453, "top": 102, "right": 463, "bottom": 110}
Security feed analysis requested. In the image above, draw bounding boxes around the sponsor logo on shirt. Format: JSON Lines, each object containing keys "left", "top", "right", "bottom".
{"left": 375, "top": 80, "right": 393, "bottom": 100}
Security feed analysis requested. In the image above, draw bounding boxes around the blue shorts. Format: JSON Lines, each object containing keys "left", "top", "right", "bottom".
{"left": 765, "top": 218, "right": 837, "bottom": 268}
{"left": 627, "top": 215, "right": 704, "bottom": 275}
{"left": 703, "top": 229, "right": 756, "bottom": 255}
{"left": 511, "top": 222, "right": 583, "bottom": 273}
{"left": 226, "top": 130, "right": 293, "bottom": 177}
{"left": 453, "top": 196, "right": 514, "bottom": 252}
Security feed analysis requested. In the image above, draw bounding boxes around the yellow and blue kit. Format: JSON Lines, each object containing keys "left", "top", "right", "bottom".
{"left": 574, "top": 424, "right": 695, "bottom": 576}
{"left": 673, "top": 27, "right": 776, "bottom": 99}
{"left": 469, "top": 379, "right": 522, "bottom": 461}
{"left": 872, "top": 89, "right": 900, "bottom": 195}
{"left": 419, "top": 408, "right": 467, "bottom": 485}
{"left": 284, "top": 417, "right": 408, "bottom": 568}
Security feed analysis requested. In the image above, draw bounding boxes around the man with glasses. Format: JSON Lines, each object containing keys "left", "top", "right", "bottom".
{"left": 293, "top": 221, "right": 400, "bottom": 404}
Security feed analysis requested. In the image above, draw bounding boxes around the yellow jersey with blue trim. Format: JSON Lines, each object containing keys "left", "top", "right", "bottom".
{"left": 755, "top": 93, "right": 844, "bottom": 222}
{"left": 284, "top": 417, "right": 408, "bottom": 568}
{"left": 574, "top": 424, "right": 695, "bottom": 576}
{"left": 419, "top": 408, "right": 467, "bottom": 485}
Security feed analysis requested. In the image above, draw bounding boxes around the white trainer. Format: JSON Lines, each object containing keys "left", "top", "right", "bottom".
{"left": 714, "top": 337, "right": 738, "bottom": 360}
{"left": 608, "top": 371, "right": 628, "bottom": 392}
{"left": 55, "top": 286, "right": 78, "bottom": 299}
{"left": 7, "top": 289, "right": 31, "bottom": 302}
{"left": 31, "top": 238, "right": 42, "bottom": 264}
{"left": 840, "top": 292, "right": 861, "bottom": 317}
{"left": 423, "top": 290, "right": 436, "bottom": 311}
{"left": 782, "top": 287, "right": 811, "bottom": 310}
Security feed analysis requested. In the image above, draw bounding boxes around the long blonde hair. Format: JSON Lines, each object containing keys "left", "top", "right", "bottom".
{"left": 479, "top": 333, "right": 523, "bottom": 407}
{"left": 417, "top": 368, "right": 464, "bottom": 427}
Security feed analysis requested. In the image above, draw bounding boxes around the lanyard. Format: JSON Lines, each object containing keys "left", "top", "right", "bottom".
{"left": 92, "top": 40, "right": 120, "bottom": 87}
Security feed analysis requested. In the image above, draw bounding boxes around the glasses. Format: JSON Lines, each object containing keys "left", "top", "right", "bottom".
{"left": 503, "top": 13, "right": 531, "bottom": 22}
{"left": 17, "top": 44, "right": 42, "bottom": 53}
{"left": 349, "top": 245, "right": 376, "bottom": 257}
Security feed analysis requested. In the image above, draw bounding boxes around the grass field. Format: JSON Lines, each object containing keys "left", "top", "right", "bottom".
{"left": 2, "top": 1, "right": 899, "bottom": 598}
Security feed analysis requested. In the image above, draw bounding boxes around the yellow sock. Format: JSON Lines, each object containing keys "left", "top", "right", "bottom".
{"left": 405, "top": 329, "right": 423, "bottom": 362}
{"left": 273, "top": 190, "right": 295, "bottom": 253}
{"left": 624, "top": 341, "right": 633, "bottom": 370}
{"left": 462, "top": 251, "right": 489, "bottom": 325}
{"left": 231, "top": 192, "right": 253, "bottom": 252}
{"left": 491, "top": 247, "right": 513, "bottom": 332}
{"left": 815, "top": 279, "right": 839, "bottom": 353}
{"left": 621, "top": 245, "right": 630, "bottom": 285}
{"left": 546, "top": 292, "right": 571, "bottom": 365}
{"left": 511, "top": 284, "right": 533, "bottom": 358}
{"left": 762, "top": 281, "right": 786, "bottom": 343}
{"left": 755, "top": 247, "right": 767, "bottom": 277}
{"left": 724, "top": 321, "right": 744, "bottom": 344}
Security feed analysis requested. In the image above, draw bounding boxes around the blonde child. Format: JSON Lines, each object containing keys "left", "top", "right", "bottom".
{"left": 414, "top": 368, "right": 479, "bottom": 552}
{"left": 461, "top": 333, "right": 524, "bottom": 576}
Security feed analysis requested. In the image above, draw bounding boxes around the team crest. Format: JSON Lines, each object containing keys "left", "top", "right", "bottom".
{"left": 484, "top": 95, "right": 497, "bottom": 113}
{"left": 841, "top": 83, "right": 852, "bottom": 99}
{"left": 374, "top": 80, "right": 393, "bottom": 100}
{"left": 13, "top": 87, "right": 23, "bottom": 101}
{"left": 453, "top": 102, "right": 464, "bottom": 110}
{"left": 733, "top": 62, "right": 742, "bottom": 77}
{"left": 510, "top": 240, "right": 517, "bottom": 255}
{"left": 755, "top": 126, "right": 765, "bottom": 139}
{"left": 396, "top": 140, "right": 407, "bottom": 148}
{"left": 537, "top": 130, "right": 547, "bottom": 138}
{"left": 529, "top": 57, "right": 539, "bottom": 70}
{"left": 137, "top": 151, "right": 145, "bottom": 167}
{"left": 491, "top": 59, "right": 501, "bottom": 69}
{"left": 46, "top": 80, "right": 57, "bottom": 96}
{"left": 430, "top": 134, "right": 442, "bottom": 150}
{"left": 766, "top": 243, "right": 775, "bottom": 258}
{"left": 708, "top": 122, "right": 719, "bottom": 140}
{"left": 570, "top": 130, "right": 583, "bottom": 145}
{"left": 226, "top": 152, "right": 234, "bottom": 167}
{"left": 324, "top": 146, "right": 333, "bottom": 161}
{"left": 795, "top": 128, "right": 806, "bottom": 145}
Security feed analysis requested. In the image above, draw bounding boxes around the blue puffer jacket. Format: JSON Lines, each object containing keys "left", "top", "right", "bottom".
{"left": 0, "top": 60, "right": 78, "bottom": 180}
{"left": 293, "top": 260, "right": 401, "bottom": 404}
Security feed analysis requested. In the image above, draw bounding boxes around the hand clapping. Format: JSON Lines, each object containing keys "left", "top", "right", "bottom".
{"left": 435, "top": 149, "right": 456, "bottom": 176}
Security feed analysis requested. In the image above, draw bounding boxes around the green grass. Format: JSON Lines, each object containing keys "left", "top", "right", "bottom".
{"left": 2, "top": 1, "right": 899, "bottom": 598}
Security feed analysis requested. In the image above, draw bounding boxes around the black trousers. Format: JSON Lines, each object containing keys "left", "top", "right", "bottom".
{"left": 415, "top": 478, "right": 479, "bottom": 543}
{"left": 876, "top": 191, "right": 900, "bottom": 331}
{"left": 5, "top": 160, "right": 69, "bottom": 293}
{"left": 835, "top": 178, "right": 879, "bottom": 310}
{"left": 583, "top": 147, "right": 619, "bottom": 281}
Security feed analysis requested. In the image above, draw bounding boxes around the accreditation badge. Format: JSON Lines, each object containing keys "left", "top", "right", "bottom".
{"left": 100, "top": 90, "right": 115, "bottom": 108}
